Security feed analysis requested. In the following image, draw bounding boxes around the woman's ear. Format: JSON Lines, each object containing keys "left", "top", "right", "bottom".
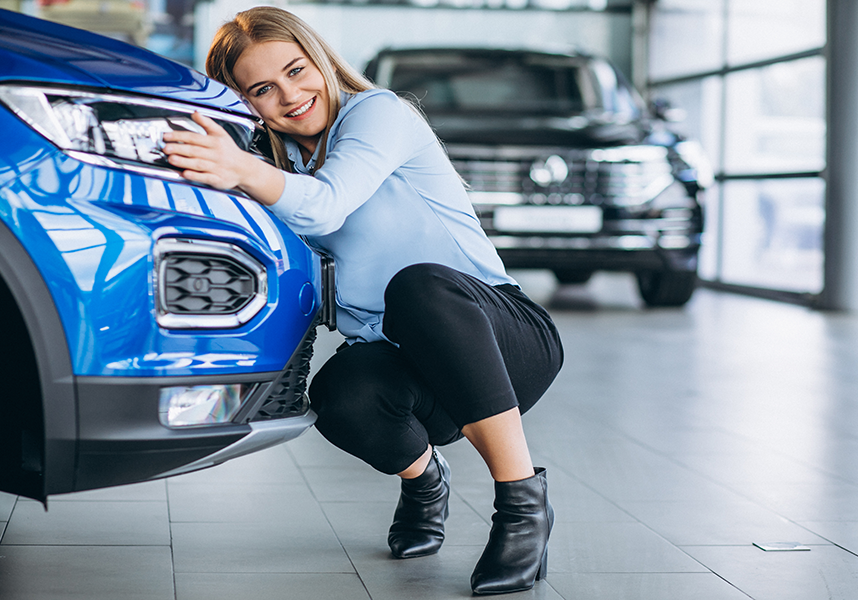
{"left": 239, "top": 94, "right": 263, "bottom": 118}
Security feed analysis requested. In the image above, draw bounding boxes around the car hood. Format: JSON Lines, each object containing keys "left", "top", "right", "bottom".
{"left": 427, "top": 113, "right": 649, "bottom": 147}
{"left": 0, "top": 9, "right": 244, "bottom": 113}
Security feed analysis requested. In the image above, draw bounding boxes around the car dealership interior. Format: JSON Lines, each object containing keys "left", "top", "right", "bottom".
{"left": 2, "top": 1, "right": 857, "bottom": 599}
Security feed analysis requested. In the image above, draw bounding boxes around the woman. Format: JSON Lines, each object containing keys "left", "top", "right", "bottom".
{"left": 162, "top": 7, "right": 563, "bottom": 595}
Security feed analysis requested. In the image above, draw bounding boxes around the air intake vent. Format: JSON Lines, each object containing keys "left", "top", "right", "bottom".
{"left": 164, "top": 255, "right": 255, "bottom": 314}
{"left": 155, "top": 239, "right": 268, "bottom": 329}
{"left": 252, "top": 326, "right": 316, "bottom": 421}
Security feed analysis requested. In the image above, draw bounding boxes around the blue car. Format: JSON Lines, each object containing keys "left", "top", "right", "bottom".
{"left": 0, "top": 9, "right": 329, "bottom": 502}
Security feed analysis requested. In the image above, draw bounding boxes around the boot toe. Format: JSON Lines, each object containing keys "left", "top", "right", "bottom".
{"left": 389, "top": 532, "right": 443, "bottom": 558}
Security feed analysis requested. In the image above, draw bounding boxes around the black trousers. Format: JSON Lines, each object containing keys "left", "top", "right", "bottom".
{"left": 309, "top": 263, "right": 564, "bottom": 475}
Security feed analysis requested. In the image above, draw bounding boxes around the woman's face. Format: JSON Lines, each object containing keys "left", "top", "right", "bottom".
{"left": 234, "top": 40, "right": 330, "bottom": 156}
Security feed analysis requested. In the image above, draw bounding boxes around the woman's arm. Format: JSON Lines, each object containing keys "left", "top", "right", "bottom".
{"left": 161, "top": 112, "right": 286, "bottom": 204}
{"left": 163, "top": 91, "right": 431, "bottom": 236}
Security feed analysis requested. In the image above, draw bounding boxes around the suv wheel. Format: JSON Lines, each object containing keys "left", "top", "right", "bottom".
{"left": 636, "top": 270, "right": 697, "bottom": 307}
{"left": 553, "top": 269, "right": 594, "bottom": 285}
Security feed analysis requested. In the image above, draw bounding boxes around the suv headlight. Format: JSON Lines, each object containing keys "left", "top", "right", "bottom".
{"left": 0, "top": 84, "right": 265, "bottom": 181}
{"left": 674, "top": 140, "right": 714, "bottom": 190}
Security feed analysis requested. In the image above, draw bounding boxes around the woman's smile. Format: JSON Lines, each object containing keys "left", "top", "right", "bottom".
{"left": 286, "top": 97, "right": 316, "bottom": 119}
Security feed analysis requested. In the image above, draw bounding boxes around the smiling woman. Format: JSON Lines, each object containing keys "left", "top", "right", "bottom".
{"left": 162, "top": 6, "right": 564, "bottom": 596}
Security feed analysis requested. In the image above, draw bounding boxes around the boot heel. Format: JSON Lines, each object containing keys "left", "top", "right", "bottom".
{"left": 536, "top": 548, "right": 548, "bottom": 581}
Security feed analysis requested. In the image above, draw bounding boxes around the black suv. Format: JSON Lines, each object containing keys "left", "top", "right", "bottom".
{"left": 365, "top": 48, "right": 709, "bottom": 307}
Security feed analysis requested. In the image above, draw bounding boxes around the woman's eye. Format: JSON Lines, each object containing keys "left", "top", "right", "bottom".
{"left": 289, "top": 66, "right": 304, "bottom": 77}
{"left": 255, "top": 84, "right": 272, "bottom": 97}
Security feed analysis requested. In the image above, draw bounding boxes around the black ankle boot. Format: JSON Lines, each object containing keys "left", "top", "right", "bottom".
{"left": 470, "top": 467, "right": 553, "bottom": 595}
{"left": 388, "top": 448, "right": 451, "bottom": 559}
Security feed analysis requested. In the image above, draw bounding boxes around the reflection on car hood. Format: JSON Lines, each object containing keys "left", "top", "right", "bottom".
{"left": 0, "top": 9, "right": 244, "bottom": 113}
{"left": 426, "top": 113, "right": 647, "bottom": 147}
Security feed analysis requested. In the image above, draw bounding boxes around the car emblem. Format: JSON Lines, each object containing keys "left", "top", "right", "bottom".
{"left": 530, "top": 155, "right": 569, "bottom": 187}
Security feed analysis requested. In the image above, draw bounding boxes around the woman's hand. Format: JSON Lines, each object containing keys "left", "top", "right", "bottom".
{"left": 162, "top": 112, "right": 284, "bottom": 205}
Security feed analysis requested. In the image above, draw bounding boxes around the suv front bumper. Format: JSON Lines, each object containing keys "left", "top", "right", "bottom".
{"left": 70, "top": 324, "right": 317, "bottom": 492}
{"left": 491, "top": 232, "right": 700, "bottom": 273}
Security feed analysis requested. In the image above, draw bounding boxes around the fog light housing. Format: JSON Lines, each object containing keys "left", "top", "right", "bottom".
{"left": 159, "top": 384, "right": 252, "bottom": 428}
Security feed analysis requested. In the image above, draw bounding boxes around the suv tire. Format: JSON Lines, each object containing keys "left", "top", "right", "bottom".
{"left": 636, "top": 270, "right": 697, "bottom": 307}
{"left": 553, "top": 269, "right": 594, "bottom": 285}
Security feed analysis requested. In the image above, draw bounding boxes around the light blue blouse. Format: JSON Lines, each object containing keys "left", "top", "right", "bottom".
{"left": 268, "top": 88, "right": 517, "bottom": 344}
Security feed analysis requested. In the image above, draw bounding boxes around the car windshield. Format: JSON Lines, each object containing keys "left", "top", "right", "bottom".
{"left": 384, "top": 52, "right": 607, "bottom": 115}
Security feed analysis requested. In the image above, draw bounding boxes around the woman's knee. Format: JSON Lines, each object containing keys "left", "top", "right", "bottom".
{"left": 386, "top": 263, "right": 448, "bottom": 307}
{"left": 308, "top": 347, "right": 433, "bottom": 474}
{"left": 310, "top": 356, "right": 385, "bottom": 428}
{"left": 308, "top": 342, "right": 416, "bottom": 437}
{"left": 384, "top": 263, "right": 470, "bottom": 337}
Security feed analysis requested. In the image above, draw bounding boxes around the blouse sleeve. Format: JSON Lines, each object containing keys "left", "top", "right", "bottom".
{"left": 267, "top": 91, "right": 431, "bottom": 236}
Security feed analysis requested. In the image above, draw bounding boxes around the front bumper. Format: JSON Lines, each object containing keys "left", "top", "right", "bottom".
{"left": 477, "top": 195, "right": 703, "bottom": 275}
{"left": 70, "top": 324, "right": 317, "bottom": 492}
{"left": 491, "top": 233, "right": 701, "bottom": 273}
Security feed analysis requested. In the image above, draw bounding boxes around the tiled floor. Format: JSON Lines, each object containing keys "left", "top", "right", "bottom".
{"left": 2, "top": 272, "right": 858, "bottom": 599}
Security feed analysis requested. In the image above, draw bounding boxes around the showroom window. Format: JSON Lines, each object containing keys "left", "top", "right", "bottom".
{"left": 647, "top": 0, "right": 826, "bottom": 301}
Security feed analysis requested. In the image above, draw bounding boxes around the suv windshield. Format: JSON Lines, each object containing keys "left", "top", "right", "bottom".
{"left": 382, "top": 51, "right": 608, "bottom": 115}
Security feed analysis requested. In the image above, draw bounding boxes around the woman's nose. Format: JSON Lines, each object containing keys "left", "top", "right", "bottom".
{"left": 279, "top": 83, "right": 301, "bottom": 105}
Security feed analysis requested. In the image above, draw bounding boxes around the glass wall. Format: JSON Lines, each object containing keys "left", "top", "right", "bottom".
{"left": 648, "top": 0, "right": 826, "bottom": 298}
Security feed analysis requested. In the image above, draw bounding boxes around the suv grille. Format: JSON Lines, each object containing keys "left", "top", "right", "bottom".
{"left": 154, "top": 238, "right": 268, "bottom": 329}
{"left": 163, "top": 254, "right": 256, "bottom": 314}
{"left": 449, "top": 145, "right": 673, "bottom": 207}
{"left": 251, "top": 325, "right": 317, "bottom": 421}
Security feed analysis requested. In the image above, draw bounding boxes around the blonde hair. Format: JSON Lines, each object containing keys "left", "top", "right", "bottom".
{"left": 206, "top": 6, "right": 375, "bottom": 170}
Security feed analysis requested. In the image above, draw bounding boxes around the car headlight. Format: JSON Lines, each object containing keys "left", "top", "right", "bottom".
{"left": 0, "top": 83, "right": 265, "bottom": 180}
{"left": 674, "top": 140, "right": 714, "bottom": 190}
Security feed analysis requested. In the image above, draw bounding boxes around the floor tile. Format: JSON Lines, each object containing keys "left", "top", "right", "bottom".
{"left": 0, "top": 492, "right": 15, "bottom": 520}
{"left": 166, "top": 444, "right": 301, "bottom": 485}
{"left": 171, "top": 520, "right": 354, "bottom": 573}
{"left": 547, "top": 572, "right": 752, "bottom": 600}
{"left": 734, "top": 480, "right": 858, "bottom": 522}
{"left": 543, "top": 444, "right": 729, "bottom": 504}
{"left": 620, "top": 496, "right": 831, "bottom": 546}
{"left": 0, "top": 545, "right": 174, "bottom": 599}
{"left": 175, "top": 573, "right": 370, "bottom": 600}
{"left": 49, "top": 480, "right": 168, "bottom": 502}
{"left": 620, "top": 426, "right": 763, "bottom": 458}
{"left": 799, "top": 521, "right": 858, "bottom": 555}
{"left": 535, "top": 470, "right": 637, "bottom": 524}
{"left": 285, "top": 427, "right": 362, "bottom": 469}
{"left": 167, "top": 481, "right": 319, "bottom": 523}
{"left": 548, "top": 522, "right": 709, "bottom": 574}
{"left": 315, "top": 501, "right": 395, "bottom": 559}
{"left": 676, "top": 450, "right": 837, "bottom": 487}
{"left": 299, "top": 464, "right": 400, "bottom": 503}
{"left": 2, "top": 499, "right": 170, "bottom": 546}
{"left": 682, "top": 543, "right": 858, "bottom": 600}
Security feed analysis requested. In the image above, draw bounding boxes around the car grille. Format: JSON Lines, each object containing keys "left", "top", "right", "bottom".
{"left": 163, "top": 254, "right": 257, "bottom": 314}
{"left": 449, "top": 145, "right": 673, "bottom": 207}
{"left": 154, "top": 238, "right": 268, "bottom": 329}
{"left": 251, "top": 325, "right": 316, "bottom": 421}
